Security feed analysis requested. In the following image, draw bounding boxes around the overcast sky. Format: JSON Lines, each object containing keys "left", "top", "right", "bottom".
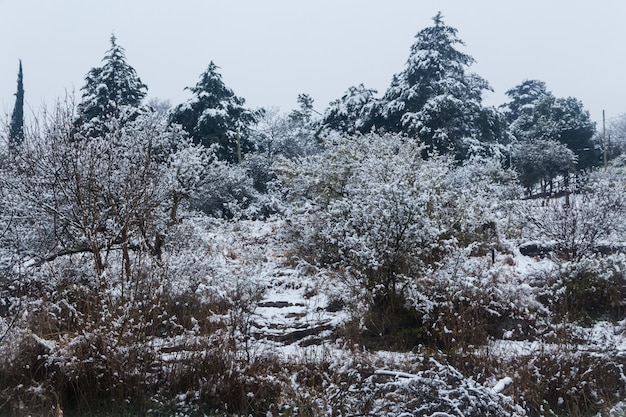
{"left": 1, "top": 0, "right": 624, "bottom": 124}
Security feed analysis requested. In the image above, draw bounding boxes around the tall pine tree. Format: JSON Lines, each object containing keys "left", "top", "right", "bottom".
{"left": 171, "top": 62, "right": 255, "bottom": 163}
{"left": 76, "top": 35, "right": 147, "bottom": 137}
{"left": 381, "top": 12, "right": 493, "bottom": 156}
{"left": 9, "top": 60, "right": 25, "bottom": 150}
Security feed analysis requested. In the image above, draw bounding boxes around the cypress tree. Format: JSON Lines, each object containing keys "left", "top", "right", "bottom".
{"left": 9, "top": 60, "right": 25, "bottom": 150}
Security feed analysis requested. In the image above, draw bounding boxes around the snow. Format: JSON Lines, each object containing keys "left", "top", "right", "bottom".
{"left": 2, "top": 108, "right": 626, "bottom": 416}
{"left": 492, "top": 376, "right": 513, "bottom": 394}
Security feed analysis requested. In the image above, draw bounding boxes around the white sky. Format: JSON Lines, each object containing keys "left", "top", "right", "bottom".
{"left": 1, "top": 0, "right": 624, "bottom": 124}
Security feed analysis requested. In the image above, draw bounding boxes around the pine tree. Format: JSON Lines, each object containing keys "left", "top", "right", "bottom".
{"left": 76, "top": 34, "right": 147, "bottom": 137}
{"left": 288, "top": 93, "right": 315, "bottom": 125}
{"left": 285, "top": 93, "right": 322, "bottom": 156}
{"left": 321, "top": 84, "right": 381, "bottom": 135}
{"left": 171, "top": 61, "right": 255, "bottom": 163}
{"left": 501, "top": 79, "right": 550, "bottom": 125}
{"left": 9, "top": 60, "right": 25, "bottom": 150}
{"left": 381, "top": 12, "right": 493, "bottom": 156}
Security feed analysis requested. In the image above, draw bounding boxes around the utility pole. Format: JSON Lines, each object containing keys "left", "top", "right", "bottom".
{"left": 603, "top": 110, "right": 607, "bottom": 167}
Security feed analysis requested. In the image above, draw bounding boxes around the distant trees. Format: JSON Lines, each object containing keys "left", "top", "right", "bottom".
{"left": 320, "top": 13, "right": 499, "bottom": 160}
{"left": 170, "top": 61, "right": 256, "bottom": 163}
{"left": 8, "top": 60, "right": 24, "bottom": 151}
{"left": 602, "top": 113, "right": 626, "bottom": 161}
{"left": 502, "top": 80, "right": 598, "bottom": 192}
{"left": 511, "top": 139, "right": 577, "bottom": 194}
{"left": 245, "top": 98, "right": 322, "bottom": 194}
{"left": 249, "top": 101, "right": 320, "bottom": 163}
{"left": 76, "top": 35, "right": 148, "bottom": 137}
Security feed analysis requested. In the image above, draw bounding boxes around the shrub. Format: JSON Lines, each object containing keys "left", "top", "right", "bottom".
{"left": 542, "top": 254, "right": 626, "bottom": 324}
{"left": 278, "top": 134, "right": 518, "bottom": 351}
{"left": 509, "top": 349, "right": 626, "bottom": 417}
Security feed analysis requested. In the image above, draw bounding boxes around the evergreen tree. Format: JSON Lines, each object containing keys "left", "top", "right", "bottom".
{"left": 76, "top": 35, "right": 147, "bottom": 137}
{"left": 9, "top": 60, "right": 25, "bottom": 150}
{"left": 286, "top": 93, "right": 322, "bottom": 156}
{"left": 381, "top": 12, "right": 493, "bottom": 156}
{"left": 501, "top": 79, "right": 550, "bottom": 125}
{"left": 171, "top": 62, "right": 255, "bottom": 163}
{"left": 288, "top": 93, "right": 316, "bottom": 125}
{"left": 503, "top": 80, "right": 598, "bottom": 170}
{"left": 321, "top": 84, "right": 381, "bottom": 135}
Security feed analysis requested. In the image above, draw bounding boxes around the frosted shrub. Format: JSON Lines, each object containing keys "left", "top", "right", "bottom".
{"left": 539, "top": 253, "right": 626, "bottom": 323}
{"left": 278, "top": 134, "right": 450, "bottom": 310}
{"left": 520, "top": 168, "right": 626, "bottom": 261}
{"left": 277, "top": 133, "right": 511, "bottom": 348}
{"left": 191, "top": 156, "right": 271, "bottom": 219}
{"left": 410, "top": 250, "right": 547, "bottom": 349}
{"left": 7, "top": 103, "right": 212, "bottom": 281}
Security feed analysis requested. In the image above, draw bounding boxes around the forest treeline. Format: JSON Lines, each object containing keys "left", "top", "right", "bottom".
{"left": 6, "top": 13, "right": 614, "bottom": 195}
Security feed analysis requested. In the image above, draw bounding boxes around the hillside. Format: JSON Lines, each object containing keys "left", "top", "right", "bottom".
{"left": 3, "top": 198, "right": 626, "bottom": 416}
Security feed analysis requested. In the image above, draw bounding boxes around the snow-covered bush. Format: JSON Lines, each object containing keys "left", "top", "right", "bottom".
{"left": 519, "top": 168, "right": 626, "bottom": 261}
{"left": 277, "top": 133, "right": 516, "bottom": 348}
{"left": 277, "top": 134, "right": 451, "bottom": 346}
{"left": 280, "top": 134, "right": 449, "bottom": 282}
{"left": 190, "top": 155, "right": 280, "bottom": 220}
{"left": 410, "top": 251, "right": 547, "bottom": 350}
{"left": 191, "top": 157, "right": 256, "bottom": 219}
{"left": 537, "top": 254, "right": 626, "bottom": 324}
{"left": 3, "top": 103, "right": 212, "bottom": 279}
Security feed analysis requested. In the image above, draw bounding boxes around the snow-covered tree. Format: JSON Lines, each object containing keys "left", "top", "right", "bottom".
{"left": 288, "top": 93, "right": 315, "bottom": 125}
{"left": 512, "top": 139, "right": 577, "bottom": 196}
{"left": 503, "top": 80, "right": 598, "bottom": 171}
{"left": 8, "top": 60, "right": 24, "bottom": 151}
{"left": 249, "top": 107, "right": 290, "bottom": 162}
{"left": 171, "top": 61, "right": 256, "bottom": 163}
{"left": 321, "top": 84, "right": 381, "bottom": 135}
{"left": 501, "top": 79, "right": 550, "bottom": 125}
{"left": 603, "top": 113, "right": 626, "bottom": 160}
{"left": 285, "top": 93, "right": 322, "bottom": 154}
{"left": 278, "top": 133, "right": 504, "bottom": 302}
{"left": 76, "top": 35, "right": 148, "bottom": 137}
{"left": 245, "top": 102, "right": 325, "bottom": 194}
{"left": 251, "top": 101, "right": 321, "bottom": 160}
{"left": 7, "top": 102, "right": 210, "bottom": 279}
{"left": 381, "top": 12, "right": 494, "bottom": 156}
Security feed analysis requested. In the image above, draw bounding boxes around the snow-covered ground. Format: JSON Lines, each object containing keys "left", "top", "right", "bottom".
{"left": 2, "top": 214, "right": 626, "bottom": 416}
